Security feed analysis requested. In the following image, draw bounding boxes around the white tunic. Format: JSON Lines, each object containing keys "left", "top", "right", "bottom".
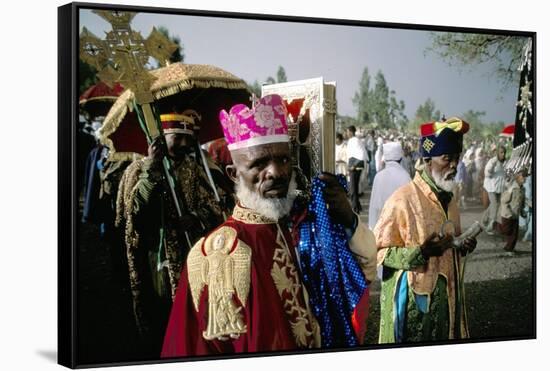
{"left": 368, "top": 161, "right": 412, "bottom": 229}
{"left": 375, "top": 147, "right": 384, "bottom": 172}
{"left": 335, "top": 142, "right": 348, "bottom": 175}
{"left": 346, "top": 136, "right": 367, "bottom": 162}
{"left": 483, "top": 156, "right": 506, "bottom": 194}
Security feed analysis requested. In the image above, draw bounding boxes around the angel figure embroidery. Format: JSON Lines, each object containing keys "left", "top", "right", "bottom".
{"left": 187, "top": 226, "right": 252, "bottom": 341}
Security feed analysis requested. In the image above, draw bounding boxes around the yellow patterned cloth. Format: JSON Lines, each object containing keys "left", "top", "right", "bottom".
{"left": 374, "top": 172, "right": 468, "bottom": 339}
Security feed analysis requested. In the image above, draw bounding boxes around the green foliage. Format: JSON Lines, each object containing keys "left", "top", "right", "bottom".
{"left": 247, "top": 66, "right": 288, "bottom": 97}
{"left": 79, "top": 59, "right": 98, "bottom": 95}
{"left": 426, "top": 33, "right": 528, "bottom": 89}
{"left": 336, "top": 114, "right": 359, "bottom": 134}
{"left": 415, "top": 98, "right": 441, "bottom": 122}
{"left": 371, "top": 71, "right": 391, "bottom": 128}
{"left": 156, "top": 26, "right": 185, "bottom": 67}
{"left": 353, "top": 68, "right": 406, "bottom": 129}
{"left": 481, "top": 121, "right": 507, "bottom": 138}
{"left": 389, "top": 92, "right": 408, "bottom": 130}
{"left": 247, "top": 80, "right": 262, "bottom": 97}
{"left": 460, "top": 109, "right": 487, "bottom": 140}
{"left": 352, "top": 67, "right": 372, "bottom": 124}
{"left": 276, "top": 66, "right": 288, "bottom": 83}
{"left": 409, "top": 98, "right": 442, "bottom": 132}
{"left": 461, "top": 110, "right": 505, "bottom": 139}
{"left": 463, "top": 116, "right": 506, "bottom": 148}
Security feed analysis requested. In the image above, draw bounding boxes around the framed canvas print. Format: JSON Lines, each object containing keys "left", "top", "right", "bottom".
{"left": 58, "top": 2, "right": 536, "bottom": 368}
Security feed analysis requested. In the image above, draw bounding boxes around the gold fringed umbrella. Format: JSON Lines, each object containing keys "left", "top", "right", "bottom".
{"left": 98, "top": 62, "right": 251, "bottom": 161}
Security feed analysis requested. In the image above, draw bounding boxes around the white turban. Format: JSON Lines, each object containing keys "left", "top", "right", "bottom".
{"left": 382, "top": 142, "right": 403, "bottom": 162}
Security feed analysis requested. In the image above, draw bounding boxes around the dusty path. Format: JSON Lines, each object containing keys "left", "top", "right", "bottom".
{"left": 359, "top": 190, "right": 534, "bottom": 344}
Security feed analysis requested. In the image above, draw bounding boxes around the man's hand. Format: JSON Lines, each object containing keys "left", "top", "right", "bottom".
{"left": 147, "top": 136, "right": 164, "bottom": 166}
{"left": 460, "top": 236, "right": 477, "bottom": 257}
{"left": 420, "top": 232, "right": 453, "bottom": 259}
{"left": 319, "top": 173, "right": 356, "bottom": 229}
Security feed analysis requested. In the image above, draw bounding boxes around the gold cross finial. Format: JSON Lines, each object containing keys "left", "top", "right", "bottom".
{"left": 79, "top": 11, "right": 179, "bottom": 104}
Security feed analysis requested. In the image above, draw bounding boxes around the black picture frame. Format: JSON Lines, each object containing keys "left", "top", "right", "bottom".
{"left": 58, "top": 2, "right": 536, "bottom": 368}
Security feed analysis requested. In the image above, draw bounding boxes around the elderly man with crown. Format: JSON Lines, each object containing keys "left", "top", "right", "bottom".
{"left": 374, "top": 117, "right": 478, "bottom": 344}
{"left": 161, "top": 95, "right": 378, "bottom": 357}
{"left": 116, "top": 110, "right": 230, "bottom": 355}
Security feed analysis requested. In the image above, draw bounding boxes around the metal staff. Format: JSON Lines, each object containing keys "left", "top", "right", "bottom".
{"left": 132, "top": 101, "right": 195, "bottom": 248}
{"left": 81, "top": 11, "right": 180, "bottom": 212}
{"left": 440, "top": 220, "right": 483, "bottom": 332}
{"left": 80, "top": 10, "right": 194, "bottom": 244}
{"left": 196, "top": 143, "right": 228, "bottom": 220}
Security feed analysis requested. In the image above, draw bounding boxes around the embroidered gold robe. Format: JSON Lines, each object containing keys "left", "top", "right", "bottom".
{"left": 161, "top": 204, "right": 377, "bottom": 357}
{"left": 115, "top": 155, "right": 228, "bottom": 349}
{"left": 374, "top": 172, "right": 469, "bottom": 343}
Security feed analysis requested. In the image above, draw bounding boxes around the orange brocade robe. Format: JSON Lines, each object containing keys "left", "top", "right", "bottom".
{"left": 161, "top": 204, "right": 375, "bottom": 357}
{"left": 374, "top": 172, "right": 469, "bottom": 341}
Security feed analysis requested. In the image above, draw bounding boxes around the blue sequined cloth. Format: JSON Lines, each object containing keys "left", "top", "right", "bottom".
{"left": 298, "top": 174, "right": 368, "bottom": 348}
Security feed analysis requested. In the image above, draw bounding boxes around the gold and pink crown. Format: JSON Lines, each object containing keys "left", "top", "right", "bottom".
{"left": 219, "top": 94, "right": 289, "bottom": 151}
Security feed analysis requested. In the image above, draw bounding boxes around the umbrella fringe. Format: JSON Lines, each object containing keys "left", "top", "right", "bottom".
{"left": 99, "top": 81, "right": 249, "bottom": 156}
{"left": 107, "top": 151, "right": 144, "bottom": 162}
{"left": 98, "top": 90, "right": 137, "bottom": 159}
{"left": 79, "top": 95, "right": 121, "bottom": 105}
{"left": 152, "top": 80, "right": 250, "bottom": 100}
{"left": 98, "top": 63, "right": 251, "bottom": 159}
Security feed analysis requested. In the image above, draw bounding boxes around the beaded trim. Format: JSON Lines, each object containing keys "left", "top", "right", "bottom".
{"left": 231, "top": 204, "right": 277, "bottom": 224}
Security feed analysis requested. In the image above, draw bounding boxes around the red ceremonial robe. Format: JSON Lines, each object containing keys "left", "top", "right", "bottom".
{"left": 161, "top": 204, "right": 370, "bottom": 358}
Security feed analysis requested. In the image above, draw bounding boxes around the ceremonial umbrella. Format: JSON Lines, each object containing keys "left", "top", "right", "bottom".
{"left": 500, "top": 124, "right": 515, "bottom": 138}
{"left": 79, "top": 81, "right": 124, "bottom": 119}
{"left": 98, "top": 63, "right": 251, "bottom": 161}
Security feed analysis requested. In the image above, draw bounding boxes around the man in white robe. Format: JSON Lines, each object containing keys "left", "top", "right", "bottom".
{"left": 375, "top": 137, "right": 385, "bottom": 172}
{"left": 335, "top": 133, "right": 348, "bottom": 177}
{"left": 368, "top": 142, "right": 411, "bottom": 229}
{"left": 346, "top": 126, "right": 368, "bottom": 213}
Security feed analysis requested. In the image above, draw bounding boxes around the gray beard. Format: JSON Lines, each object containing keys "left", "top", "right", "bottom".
{"left": 235, "top": 173, "right": 297, "bottom": 221}
{"left": 432, "top": 169, "right": 456, "bottom": 192}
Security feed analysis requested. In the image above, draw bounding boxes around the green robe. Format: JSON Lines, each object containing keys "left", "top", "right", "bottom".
{"left": 379, "top": 247, "right": 461, "bottom": 343}
{"left": 377, "top": 171, "right": 468, "bottom": 343}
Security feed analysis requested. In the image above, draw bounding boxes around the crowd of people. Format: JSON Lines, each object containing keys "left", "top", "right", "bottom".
{"left": 78, "top": 98, "right": 532, "bottom": 359}
{"left": 335, "top": 124, "right": 532, "bottom": 254}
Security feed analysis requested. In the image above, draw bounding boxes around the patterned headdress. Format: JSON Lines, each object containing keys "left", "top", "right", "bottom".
{"left": 420, "top": 117, "right": 470, "bottom": 157}
{"left": 160, "top": 110, "right": 201, "bottom": 136}
{"left": 219, "top": 94, "right": 289, "bottom": 151}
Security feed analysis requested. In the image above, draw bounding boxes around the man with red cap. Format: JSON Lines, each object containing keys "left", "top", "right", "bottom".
{"left": 374, "top": 117, "right": 478, "bottom": 343}
{"left": 116, "top": 110, "right": 230, "bottom": 356}
{"left": 161, "top": 95, "right": 377, "bottom": 357}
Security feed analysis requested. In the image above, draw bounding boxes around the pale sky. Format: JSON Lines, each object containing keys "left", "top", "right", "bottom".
{"left": 80, "top": 9, "right": 524, "bottom": 124}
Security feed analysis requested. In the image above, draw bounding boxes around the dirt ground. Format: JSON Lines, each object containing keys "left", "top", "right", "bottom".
{"left": 360, "top": 191, "right": 534, "bottom": 344}
{"left": 75, "top": 188, "right": 534, "bottom": 365}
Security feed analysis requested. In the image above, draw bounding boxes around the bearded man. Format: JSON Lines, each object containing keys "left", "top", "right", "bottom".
{"left": 368, "top": 141, "right": 411, "bottom": 230}
{"left": 374, "top": 117, "right": 477, "bottom": 343}
{"left": 116, "top": 111, "right": 229, "bottom": 355}
{"left": 161, "top": 95, "right": 377, "bottom": 357}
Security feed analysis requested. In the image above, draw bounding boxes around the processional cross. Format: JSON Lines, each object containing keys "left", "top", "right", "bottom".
{"left": 79, "top": 10, "right": 188, "bottom": 223}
